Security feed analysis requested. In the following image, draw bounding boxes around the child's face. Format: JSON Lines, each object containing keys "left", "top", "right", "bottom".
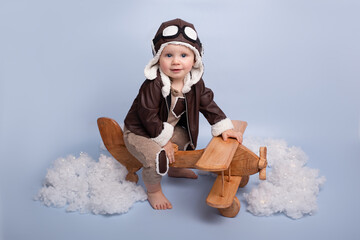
{"left": 159, "top": 44, "right": 195, "bottom": 83}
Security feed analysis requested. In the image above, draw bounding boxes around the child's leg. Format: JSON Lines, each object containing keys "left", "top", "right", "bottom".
{"left": 168, "top": 126, "right": 198, "bottom": 179}
{"left": 123, "top": 129, "right": 172, "bottom": 210}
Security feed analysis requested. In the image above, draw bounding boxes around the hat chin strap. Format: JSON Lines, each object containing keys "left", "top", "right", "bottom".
{"left": 144, "top": 41, "right": 204, "bottom": 97}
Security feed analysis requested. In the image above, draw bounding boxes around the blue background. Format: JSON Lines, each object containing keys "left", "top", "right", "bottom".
{"left": 1, "top": 0, "right": 359, "bottom": 239}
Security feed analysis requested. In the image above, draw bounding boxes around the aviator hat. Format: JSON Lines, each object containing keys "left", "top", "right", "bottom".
{"left": 144, "top": 18, "right": 204, "bottom": 96}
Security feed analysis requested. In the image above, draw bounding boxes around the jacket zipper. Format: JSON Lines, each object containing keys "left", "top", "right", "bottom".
{"left": 165, "top": 95, "right": 170, "bottom": 113}
{"left": 184, "top": 93, "right": 195, "bottom": 149}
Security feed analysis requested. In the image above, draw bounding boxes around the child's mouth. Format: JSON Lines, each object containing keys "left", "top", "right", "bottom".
{"left": 171, "top": 69, "right": 182, "bottom": 73}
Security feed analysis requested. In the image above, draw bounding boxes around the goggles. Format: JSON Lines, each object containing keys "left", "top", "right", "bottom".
{"left": 153, "top": 25, "right": 201, "bottom": 46}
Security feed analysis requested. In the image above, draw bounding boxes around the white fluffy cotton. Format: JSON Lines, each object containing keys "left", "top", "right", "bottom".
{"left": 243, "top": 138, "right": 326, "bottom": 219}
{"left": 36, "top": 138, "right": 325, "bottom": 218}
{"left": 35, "top": 153, "right": 147, "bottom": 215}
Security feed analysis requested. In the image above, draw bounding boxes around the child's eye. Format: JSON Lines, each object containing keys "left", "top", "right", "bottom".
{"left": 181, "top": 54, "right": 187, "bottom": 57}
{"left": 166, "top": 54, "right": 172, "bottom": 57}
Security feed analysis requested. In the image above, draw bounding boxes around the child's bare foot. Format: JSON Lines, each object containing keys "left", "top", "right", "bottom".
{"left": 145, "top": 182, "right": 172, "bottom": 210}
{"left": 147, "top": 190, "right": 172, "bottom": 210}
{"left": 168, "top": 167, "right": 198, "bottom": 179}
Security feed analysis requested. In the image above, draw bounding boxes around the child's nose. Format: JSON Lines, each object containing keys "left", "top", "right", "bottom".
{"left": 172, "top": 56, "right": 180, "bottom": 64}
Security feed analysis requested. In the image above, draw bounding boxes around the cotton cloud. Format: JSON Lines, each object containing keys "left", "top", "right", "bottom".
{"left": 243, "top": 138, "right": 326, "bottom": 219}
{"left": 36, "top": 138, "right": 325, "bottom": 219}
{"left": 35, "top": 153, "right": 147, "bottom": 215}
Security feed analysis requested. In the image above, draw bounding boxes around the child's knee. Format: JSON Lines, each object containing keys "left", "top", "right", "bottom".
{"left": 142, "top": 148, "right": 169, "bottom": 183}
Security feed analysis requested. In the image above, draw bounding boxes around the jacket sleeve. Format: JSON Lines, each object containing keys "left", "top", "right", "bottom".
{"left": 137, "top": 80, "right": 173, "bottom": 146}
{"left": 198, "top": 80, "right": 234, "bottom": 136}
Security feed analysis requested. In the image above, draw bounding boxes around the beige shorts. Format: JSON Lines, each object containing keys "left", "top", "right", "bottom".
{"left": 123, "top": 125, "right": 190, "bottom": 184}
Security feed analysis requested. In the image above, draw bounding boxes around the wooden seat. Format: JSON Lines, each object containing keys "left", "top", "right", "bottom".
{"left": 206, "top": 175, "right": 242, "bottom": 208}
{"left": 97, "top": 117, "right": 142, "bottom": 182}
{"left": 195, "top": 120, "right": 247, "bottom": 171}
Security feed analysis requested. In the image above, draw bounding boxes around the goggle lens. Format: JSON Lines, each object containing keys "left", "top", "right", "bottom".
{"left": 163, "top": 25, "right": 179, "bottom": 37}
{"left": 184, "top": 27, "right": 197, "bottom": 41}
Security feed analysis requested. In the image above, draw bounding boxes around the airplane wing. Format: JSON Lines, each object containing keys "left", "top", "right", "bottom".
{"left": 206, "top": 174, "right": 242, "bottom": 209}
{"left": 195, "top": 120, "right": 247, "bottom": 171}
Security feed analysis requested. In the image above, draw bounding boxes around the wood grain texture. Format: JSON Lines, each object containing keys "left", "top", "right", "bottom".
{"left": 97, "top": 117, "right": 142, "bottom": 182}
{"left": 218, "top": 197, "right": 240, "bottom": 218}
{"left": 221, "top": 145, "right": 261, "bottom": 176}
{"left": 170, "top": 149, "right": 205, "bottom": 168}
{"left": 206, "top": 175, "right": 242, "bottom": 208}
{"left": 195, "top": 121, "right": 247, "bottom": 171}
{"left": 259, "top": 146, "right": 267, "bottom": 180}
{"left": 239, "top": 175, "right": 250, "bottom": 188}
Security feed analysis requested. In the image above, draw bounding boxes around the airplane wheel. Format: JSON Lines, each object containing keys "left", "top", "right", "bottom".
{"left": 218, "top": 197, "right": 240, "bottom": 218}
{"left": 239, "top": 175, "right": 249, "bottom": 188}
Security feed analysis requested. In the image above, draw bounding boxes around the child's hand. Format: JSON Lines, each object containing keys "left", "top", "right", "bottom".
{"left": 163, "top": 141, "right": 175, "bottom": 163}
{"left": 221, "top": 129, "right": 243, "bottom": 144}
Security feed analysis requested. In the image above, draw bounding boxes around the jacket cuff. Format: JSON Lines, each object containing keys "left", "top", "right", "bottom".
{"left": 151, "top": 122, "right": 174, "bottom": 147}
{"left": 211, "top": 118, "right": 234, "bottom": 137}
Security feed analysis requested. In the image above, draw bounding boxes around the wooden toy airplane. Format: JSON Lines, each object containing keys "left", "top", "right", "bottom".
{"left": 97, "top": 117, "right": 267, "bottom": 217}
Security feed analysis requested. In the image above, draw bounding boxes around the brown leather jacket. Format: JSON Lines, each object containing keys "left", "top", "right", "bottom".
{"left": 124, "top": 73, "right": 230, "bottom": 149}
